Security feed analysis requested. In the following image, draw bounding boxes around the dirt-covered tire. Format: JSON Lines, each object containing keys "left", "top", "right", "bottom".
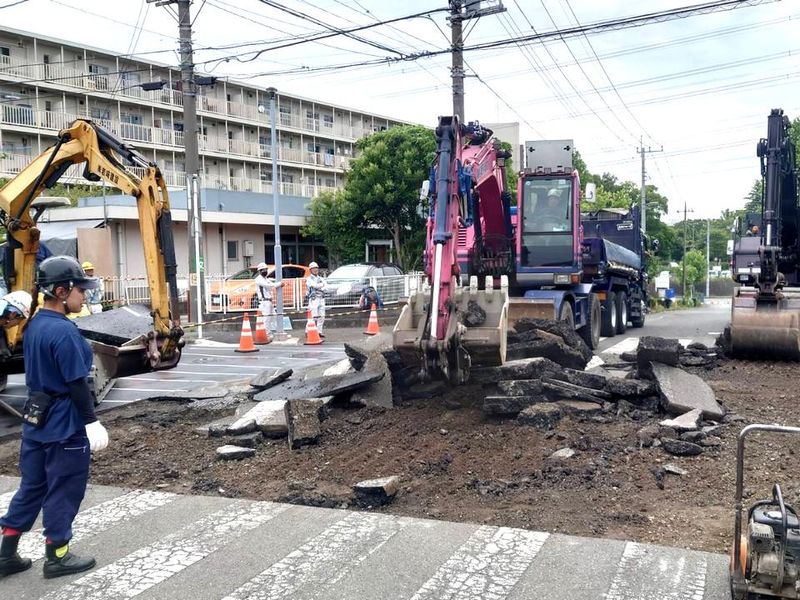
{"left": 601, "top": 291, "right": 617, "bottom": 337}
{"left": 579, "top": 294, "right": 601, "bottom": 350}
{"left": 631, "top": 299, "right": 646, "bottom": 328}
{"left": 558, "top": 300, "right": 575, "bottom": 329}
{"left": 616, "top": 291, "right": 628, "bottom": 335}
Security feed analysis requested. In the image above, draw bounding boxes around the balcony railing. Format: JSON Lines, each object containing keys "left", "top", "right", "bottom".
{"left": 0, "top": 104, "right": 351, "bottom": 170}
{"left": 0, "top": 56, "right": 380, "bottom": 139}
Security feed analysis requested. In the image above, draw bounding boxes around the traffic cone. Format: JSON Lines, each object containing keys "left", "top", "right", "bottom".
{"left": 364, "top": 303, "right": 380, "bottom": 335}
{"left": 254, "top": 307, "right": 271, "bottom": 345}
{"left": 304, "top": 309, "right": 323, "bottom": 345}
{"left": 235, "top": 313, "right": 260, "bottom": 353}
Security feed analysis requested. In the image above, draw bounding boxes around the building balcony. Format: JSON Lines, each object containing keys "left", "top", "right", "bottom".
{"left": 0, "top": 104, "right": 350, "bottom": 170}
{"left": 0, "top": 152, "right": 335, "bottom": 199}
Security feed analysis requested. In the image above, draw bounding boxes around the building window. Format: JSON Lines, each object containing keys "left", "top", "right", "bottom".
{"left": 88, "top": 64, "right": 109, "bottom": 90}
{"left": 0, "top": 47, "right": 9, "bottom": 65}
{"left": 227, "top": 240, "right": 238, "bottom": 261}
{"left": 322, "top": 114, "right": 333, "bottom": 128}
{"left": 90, "top": 107, "right": 111, "bottom": 121}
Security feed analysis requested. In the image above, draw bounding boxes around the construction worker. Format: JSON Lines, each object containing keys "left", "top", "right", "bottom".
{"left": 81, "top": 262, "right": 104, "bottom": 314}
{"left": 0, "top": 290, "right": 32, "bottom": 328}
{"left": 306, "top": 261, "right": 327, "bottom": 338}
{"left": 0, "top": 256, "right": 108, "bottom": 580}
{"left": 253, "top": 262, "right": 283, "bottom": 331}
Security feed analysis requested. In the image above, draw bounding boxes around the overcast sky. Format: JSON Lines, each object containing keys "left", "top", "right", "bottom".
{"left": 2, "top": 0, "right": 798, "bottom": 223}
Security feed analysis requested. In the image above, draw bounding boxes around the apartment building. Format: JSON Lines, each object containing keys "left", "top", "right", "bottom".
{"left": 0, "top": 26, "right": 407, "bottom": 275}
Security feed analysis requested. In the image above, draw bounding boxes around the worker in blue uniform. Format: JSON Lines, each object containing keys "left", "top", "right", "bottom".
{"left": 0, "top": 256, "right": 109, "bottom": 580}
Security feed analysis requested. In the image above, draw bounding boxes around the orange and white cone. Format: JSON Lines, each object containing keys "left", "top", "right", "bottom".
{"left": 254, "top": 308, "right": 271, "bottom": 345}
{"left": 304, "top": 309, "right": 323, "bottom": 345}
{"left": 364, "top": 303, "right": 380, "bottom": 335}
{"left": 235, "top": 313, "right": 260, "bottom": 353}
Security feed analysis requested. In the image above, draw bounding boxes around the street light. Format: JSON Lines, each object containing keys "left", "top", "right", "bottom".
{"left": 265, "top": 87, "right": 286, "bottom": 340}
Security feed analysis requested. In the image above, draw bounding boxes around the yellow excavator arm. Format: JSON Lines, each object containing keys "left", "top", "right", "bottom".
{"left": 0, "top": 119, "right": 183, "bottom": 379}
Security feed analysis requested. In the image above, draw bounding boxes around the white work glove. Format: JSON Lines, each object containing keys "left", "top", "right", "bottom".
{"left": 85, "top": 420, "right": 109, "bottom": 453}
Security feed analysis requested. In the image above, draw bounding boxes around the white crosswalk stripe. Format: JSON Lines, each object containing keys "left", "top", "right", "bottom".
{"left": 42, "top": 500, "right": 289, "bottom": 600}
{"left": 603, "top": 541, "right": 708, "bottom": 600}
{"left": 409, "top": 526, "right": 549, "bottom": 600}
{"left": 223, "top": 512, "right": 411, "bottom": 600}
{"left": 15, "top": 489, "right": 176, "bottom": 561}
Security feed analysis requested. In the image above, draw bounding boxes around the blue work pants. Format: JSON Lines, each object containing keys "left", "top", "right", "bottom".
{"left": 0, "top": 431, "right": 90, "bottom": 543}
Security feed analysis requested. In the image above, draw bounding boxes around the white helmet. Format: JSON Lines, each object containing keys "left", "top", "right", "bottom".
{"left": 309, "top": 261, "right": 319, "bottom": 269}
{"left": 255, "top": 262, "right": 268, "bottom": 271}
{"left": 547, "top": 188, "right": 560, "bottom": 197}
{"left": 3, "top": 290, "right": 33, "bottom": 319}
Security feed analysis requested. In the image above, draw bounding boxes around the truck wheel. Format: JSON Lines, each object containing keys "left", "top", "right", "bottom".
{"left": 631, "top": 299, "right": 646, "bottom": 328}
{"left": 601, "top": 291, "right": 617, "bottom": 337}
{"left": 579, "top": 294, "right": 601, "bottom": 349}
{"left": 558, "top": 301, "right": 575, "bottom": 329}
{"left": 616, "top": 291, "right": 628, "bottom": 334}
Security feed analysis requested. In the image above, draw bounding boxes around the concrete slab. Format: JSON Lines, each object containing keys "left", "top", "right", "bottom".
{"left": 470, "top": 357, "right": 561, "bottom": 384}
{"left": 254, "top": 371, "right": 385, "bottom": 402}
{"left": 651, "top": 363, "right": 725, "bottom": 420}
{"left": 660, "top": 408, "right": 703, "bottom": 431}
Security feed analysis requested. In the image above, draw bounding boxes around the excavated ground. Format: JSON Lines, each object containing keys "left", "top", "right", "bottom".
{"left": 0, "top": 356, "right": 798, "bottom": 555}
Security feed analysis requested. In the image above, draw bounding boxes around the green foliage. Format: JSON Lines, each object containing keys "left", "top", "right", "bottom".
{"left": 498, "top": 140, "right": 518, "bottom": 198}
{"left": 678, "top": 249, "right": 707, "bottom": 296}
{"left": 343, "top": 125, "right": 437, "bottom": 271}
{"left": 301, "top": 190, "right": 365, "bottom": 267}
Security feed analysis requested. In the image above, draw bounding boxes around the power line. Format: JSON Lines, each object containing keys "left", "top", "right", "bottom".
{"left": 562, "top": 0, "right": 655, "bottom": 144}
{"left": 0, "top": 0, "right": 29, "bottom": 8}
{"left": 221, "top": 0, "right": 779, "bottom": 78}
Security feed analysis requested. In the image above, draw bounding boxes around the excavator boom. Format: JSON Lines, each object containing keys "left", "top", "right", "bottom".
{"left": 0, "top": 119, "right": 184, "bottom": 399}
{"left": 393, "top": 116, "right": 509, "bottom": 384}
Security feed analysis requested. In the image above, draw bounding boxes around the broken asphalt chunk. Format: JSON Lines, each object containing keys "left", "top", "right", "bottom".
{"left": 651, "top": 363, "right": 725, "bottom": 420}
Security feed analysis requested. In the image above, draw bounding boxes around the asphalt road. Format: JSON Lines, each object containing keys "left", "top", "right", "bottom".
{"left": 593, "top": 301, "right": 730, "bottom": 364}
{"left": 0, "top": 336, "right": 346, "bottom": 439}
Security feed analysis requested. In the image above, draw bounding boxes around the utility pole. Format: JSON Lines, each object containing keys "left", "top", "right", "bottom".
{"left": 149, "top": 0, "right": 204, "bottom": 324}
{"left": 637, "top": 138, "right": 663, "bottom": 236}
{"left": 706, "top": 218, "right": 711, "bottom": 299}
{"left": 448, "top": 1, "right": 506, "bottom": 122}
{"left": 680, "top": 201, "right": 695, "bottom": 301}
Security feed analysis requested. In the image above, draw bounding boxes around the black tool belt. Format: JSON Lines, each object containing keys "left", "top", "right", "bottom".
{"left": 22, "top": 391, "right": 54, "bottom": 428}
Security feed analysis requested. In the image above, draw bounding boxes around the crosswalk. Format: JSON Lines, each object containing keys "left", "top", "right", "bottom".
{"left": 0, "top": 476, "right": 730, "bottom": 599}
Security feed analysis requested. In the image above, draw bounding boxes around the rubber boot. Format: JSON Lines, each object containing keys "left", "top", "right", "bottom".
{"left": 0, "top": 531, "right": 32, "bottom": 578}
{"left": 43, "top": 541, "right": 96, "bottom": 579}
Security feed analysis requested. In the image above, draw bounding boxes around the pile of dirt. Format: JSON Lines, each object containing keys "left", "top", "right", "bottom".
{"left": 1, "top": 356, "right": 798, "bottom": 553}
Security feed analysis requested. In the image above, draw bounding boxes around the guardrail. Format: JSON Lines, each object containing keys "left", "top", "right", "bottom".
{"left": 96, "top": 273, "right": 426, "bottom": 316}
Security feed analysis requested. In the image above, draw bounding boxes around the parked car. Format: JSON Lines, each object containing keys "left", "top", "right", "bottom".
{"left": 209, "top": 263, "right": 310, "bottom": 311}
{"left": 325, "top": 262, "right": 405, "bottom": 303}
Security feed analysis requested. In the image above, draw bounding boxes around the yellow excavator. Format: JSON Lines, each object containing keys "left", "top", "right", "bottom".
{"left": 0, "top": 119, "right": 184, "bottom": 409}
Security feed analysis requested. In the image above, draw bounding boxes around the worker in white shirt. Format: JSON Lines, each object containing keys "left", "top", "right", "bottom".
{"left": 254, "top": 262, "right": 283, "bottom": 331}
{"left": 80, "top": 262, "right": 104, "bottom": 314}
{"left": 305, "top": 262, "right": 327, "bottom": 337}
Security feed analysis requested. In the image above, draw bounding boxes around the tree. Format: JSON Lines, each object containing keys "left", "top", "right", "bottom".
{"left": 678, "top": 248, "right": 707, "bottom": 298}
{"left": 343, "top": 125, "right": 437, "bottom": 271}
{"left": 498, "top": 140, "right": 518, "bottom": 197}
{"left": 301, "top": 190, "right": 365, "bottom": 268}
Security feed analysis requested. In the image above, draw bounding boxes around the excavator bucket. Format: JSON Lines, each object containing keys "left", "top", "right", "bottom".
{"left": 74, "top": 304, "right": 182, "bottom": 401}
{"left": 393, "top": 287, "right": 507, "bottom": 381}
{"left": 728, "top": 289, "right": 800, "bottom": 360}
{"left": 508, "top": 297, "right": 557, "bottom": 328}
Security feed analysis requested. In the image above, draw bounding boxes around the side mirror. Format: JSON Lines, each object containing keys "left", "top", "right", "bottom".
{"left": 583, "top": 182, "right": 596, "bottom": 203}
{"left": 730, "top": 216, "right": 739, "bottom": 234}
{"left": 419, "top": 179, "right": 430, "bottom": 201}
{"left": 726, "top": 239, "right": 734, "bottom": 256}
